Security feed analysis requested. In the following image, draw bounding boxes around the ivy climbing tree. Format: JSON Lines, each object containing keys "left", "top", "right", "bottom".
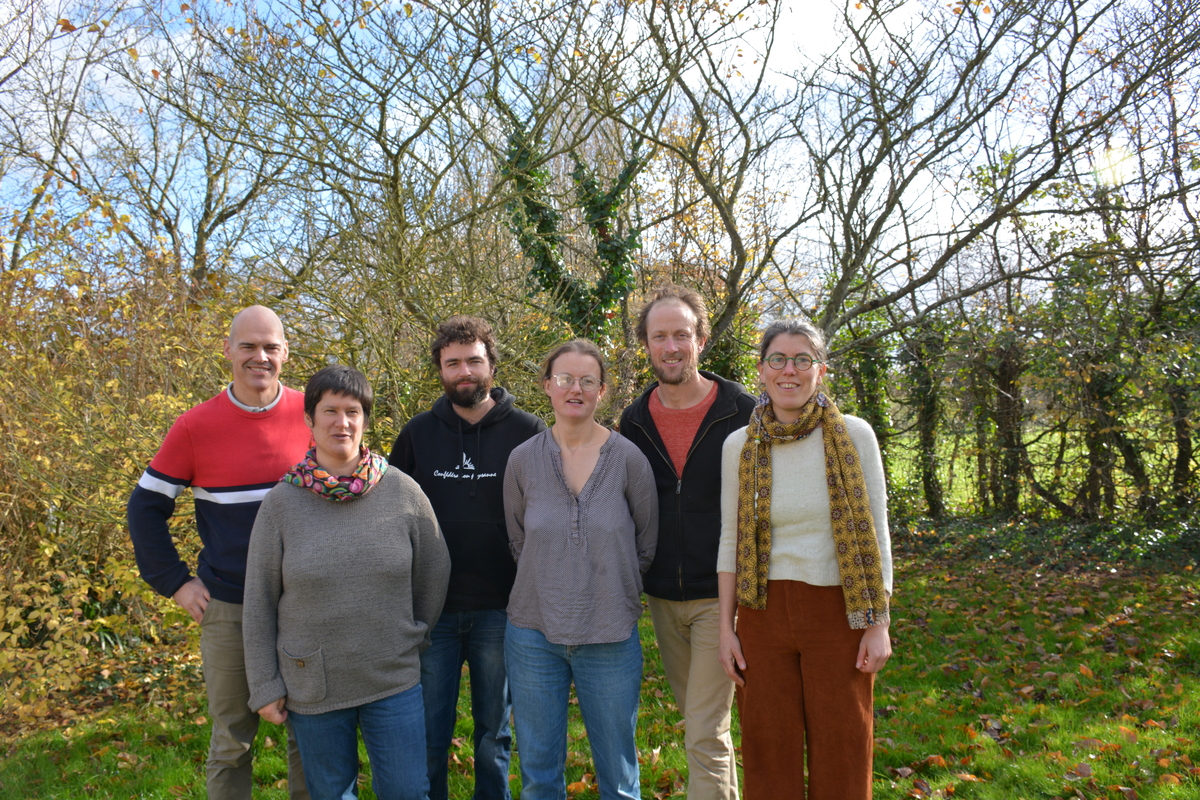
{"left": 500, "top": 111, "right": 645, "bottom": 343}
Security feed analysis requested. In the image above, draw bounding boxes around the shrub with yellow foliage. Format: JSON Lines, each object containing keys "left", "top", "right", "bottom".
{"left": 0, "top": 256, "right": 247, "bottom": 710}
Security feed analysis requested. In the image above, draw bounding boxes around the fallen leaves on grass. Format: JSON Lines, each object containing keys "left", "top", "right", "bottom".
{"left": 2, "top": 629, "right": 205, "bottom": 743}
{"left": 875, "top": 532, "right": 1200, "bottom": 799}
{"left": 566, "top": 772, "right": 593, "bottom": 795}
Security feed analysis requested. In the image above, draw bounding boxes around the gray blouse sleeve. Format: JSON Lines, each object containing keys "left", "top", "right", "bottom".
{"left": 503, "top": 444, "right": 528, "bottom": 562}
{"left": 623, "top": 443, "right": 658, "bottom": 573}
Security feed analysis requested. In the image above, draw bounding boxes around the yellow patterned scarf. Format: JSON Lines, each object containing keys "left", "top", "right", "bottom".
{"left": 735, "top": 392, "right": 888, "bottom": 628}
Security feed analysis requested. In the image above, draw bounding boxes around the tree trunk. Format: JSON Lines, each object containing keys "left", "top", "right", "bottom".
{"left": 968, "top": 360, "right": 992, "bottom": 515}
{"left": 906, "top": 327, "right": 944, "bottom": 518}
{"left": 846, "top": 338, "right": 893, "bottom": 483}
{"left": 1166, "top": 369, "right": 1195, "bottom": 508}
{"left": 993, "top": 339, "right": 1024, "bottom": 516}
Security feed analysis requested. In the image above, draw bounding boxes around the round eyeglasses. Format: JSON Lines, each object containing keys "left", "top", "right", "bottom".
{"left": 551, "top": 373, "right": 602, "bottom": 392}
{"left": 764, "top": 354, "right": 821, "bottom": 371}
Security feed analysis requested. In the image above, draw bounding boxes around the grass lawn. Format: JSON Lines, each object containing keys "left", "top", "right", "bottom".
{"left": 3, "top": 520, "right": 1200, "bottom": 799}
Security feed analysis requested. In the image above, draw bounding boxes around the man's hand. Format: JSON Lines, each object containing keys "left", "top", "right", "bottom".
{"left": 173, "top": 577, "right": 210, "bottom": 624}
{"left": 258, "top": 698, "right": 288, "bottom": 725}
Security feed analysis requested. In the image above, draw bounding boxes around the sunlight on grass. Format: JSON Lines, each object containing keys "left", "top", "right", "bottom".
{"left": 872, "top": 532, "right": 1200, "bottom": 799}
{"left": 4, "top": 523, "right": 1199, "bottom": 799}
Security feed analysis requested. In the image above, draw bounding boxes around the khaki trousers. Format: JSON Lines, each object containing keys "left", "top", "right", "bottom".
{"left": 647, "top": 596, "right": 739, "bottom": 800}
{"left": 200, "top": 598, "right": 309, "bottom": 800}
{"left": 736, "top": 581, "right": 874, "bottom": 800}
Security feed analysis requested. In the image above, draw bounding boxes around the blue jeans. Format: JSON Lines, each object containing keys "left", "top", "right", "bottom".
{"left": 421, "top": 609, "right": 513, "bottom": 800}
{"left": 505, "top": 622, "right": 642, "bottom": 800}
{"left": 288, "top": 685, "right": 428, "bottom": 800}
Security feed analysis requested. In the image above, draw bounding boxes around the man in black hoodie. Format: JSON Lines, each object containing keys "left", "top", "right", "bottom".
{"left": 389, "top": 316, "right": 545, "bottom": 800}
{"left": 619, "top": 286, "right": 756, "bottom": 800}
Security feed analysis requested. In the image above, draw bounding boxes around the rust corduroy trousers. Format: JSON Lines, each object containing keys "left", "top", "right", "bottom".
{"left": 736, "top": 580, "right": 875, "bottom": 800}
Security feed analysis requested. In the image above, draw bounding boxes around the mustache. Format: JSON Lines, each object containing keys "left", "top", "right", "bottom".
{"left": 444, "top": 375, "right": 491, "bottom": 405}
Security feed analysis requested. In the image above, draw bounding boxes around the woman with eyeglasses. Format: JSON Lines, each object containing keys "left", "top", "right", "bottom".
{"left": 502, "top": 339, "right": 658, "bottom": 800}
{"left": 717, "top": 321, "right": 893, "bottom": 800}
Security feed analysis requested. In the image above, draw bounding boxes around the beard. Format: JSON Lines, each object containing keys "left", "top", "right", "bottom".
{"left": 652, "top": 356, "right": 697, "bottom": 386}
{"left": 443, "top": 375, "right": 492, "bottom": 408}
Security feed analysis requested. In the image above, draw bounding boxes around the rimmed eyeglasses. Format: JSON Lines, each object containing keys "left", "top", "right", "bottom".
{"left": 763, "top": 354, "right": 822, "bottom": 371}
{"left": 551, "top": 373, "right": 602, "bottom": 392}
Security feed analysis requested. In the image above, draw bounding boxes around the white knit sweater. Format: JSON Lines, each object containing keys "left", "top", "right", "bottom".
{"left": 717, "top": 414, "right": 893, "bottom": 593}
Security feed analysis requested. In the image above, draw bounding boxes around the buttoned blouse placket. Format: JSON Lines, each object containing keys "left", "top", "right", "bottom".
{"left": 549, "top": 438, "right": 610, "bottom": 550}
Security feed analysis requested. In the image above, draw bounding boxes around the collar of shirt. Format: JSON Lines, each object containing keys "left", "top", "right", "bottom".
{"left": 225, "top": 383, "right": 284, "bottom": 413}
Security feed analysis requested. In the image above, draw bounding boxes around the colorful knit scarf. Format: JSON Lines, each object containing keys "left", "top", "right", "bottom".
{"left": 283, "top": 447, "right": 387, "bottom": 502}
{"left": 735, "top": 392, "right": 889, "bottom": 628}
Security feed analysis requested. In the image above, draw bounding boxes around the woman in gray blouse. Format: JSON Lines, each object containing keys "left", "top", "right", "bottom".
{"left": 243, "top": 365, "right": 450, "bottom": 800}
{"left": 502, "top": 339, "right": 658, "bottom": 800}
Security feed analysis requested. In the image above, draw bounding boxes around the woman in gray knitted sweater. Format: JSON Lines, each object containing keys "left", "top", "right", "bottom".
{"left": 243, "top": 365, "right": 450, "bottom": 800}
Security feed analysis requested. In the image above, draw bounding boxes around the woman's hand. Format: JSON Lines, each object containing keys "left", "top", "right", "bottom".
{"left": 856, "top": 625, "right": 892, "bottom": 673}
{"left": 719, "top": 628, "right": 747, "bottom": 687}
{"left": 716, "top": 572, "right": 746, "bottom": 686}
{"left": 257, "top": 698, "right": 288, "bottom": 725}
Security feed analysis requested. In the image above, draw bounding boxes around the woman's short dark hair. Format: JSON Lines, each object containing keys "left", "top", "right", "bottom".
{"left": 758, "top": 320, "right": 829, "bottom": 363}
{"left": 540, "top": 339, "right": 608, "bottom": 387}
{"left": 430, "top": 315, "right": 499, "bottom": 372}
{"left": 634, "top": 284, "right": 711, "bottom": 345}
{"left": 305, "top": 365, "right": 374, "bottom": 419}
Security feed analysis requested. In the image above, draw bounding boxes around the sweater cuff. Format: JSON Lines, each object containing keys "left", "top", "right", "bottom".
{"left": 247, "top": 676, "right": 288, "bottom": 715}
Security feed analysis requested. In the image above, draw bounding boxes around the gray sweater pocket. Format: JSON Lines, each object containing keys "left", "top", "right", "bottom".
{"left": 279, "top": 646, "right": 327, "bottom": 704}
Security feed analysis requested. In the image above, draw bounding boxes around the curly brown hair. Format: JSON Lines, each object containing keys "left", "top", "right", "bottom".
{"left": 430, "top": 316, "right": 499, "bottom": 372}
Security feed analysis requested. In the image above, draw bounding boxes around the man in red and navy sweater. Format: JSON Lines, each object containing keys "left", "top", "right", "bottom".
{"left": 127, "top": 305, "right": 312, "bottom": 800}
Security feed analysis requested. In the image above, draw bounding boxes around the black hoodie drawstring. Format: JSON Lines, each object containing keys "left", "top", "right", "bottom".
{"left": 456, "top": 418, "right": 466, "bottom": 484}
{"left": 470, "top": 426, "right": 481, "bottom": 498}
{"left": 456, "top": 417, "right": 481, "bottom": 498}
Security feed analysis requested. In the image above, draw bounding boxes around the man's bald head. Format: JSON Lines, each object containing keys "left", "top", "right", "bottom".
{"left": 223, "top": 305, "right": 289, "bottom": 407}
{"left": 228, "top": 305, "right": 285, "bottom": 341}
